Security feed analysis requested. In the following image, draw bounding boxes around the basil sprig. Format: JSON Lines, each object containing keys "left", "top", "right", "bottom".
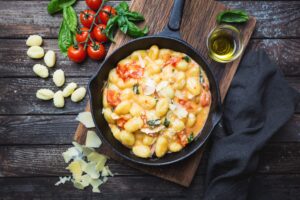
{"left": 217, "top": 10, "right": 249, "bottom": 24}
{"left": 63, "top": 6, "right": 77, "bottom": 33}
{"left": 47, "top": 0, "right": 77, "bottom": 15}
{"left": 58, "top": 6, "right": 78, "bottom": 56}
{"left": 105, "top": 2, "right": 149, "bottom": 42}
{"left": 58, "top": 19, "right": 73, "bottom": 56}
{"left": 147, "top": 119, "right": 161, "bottom": 127}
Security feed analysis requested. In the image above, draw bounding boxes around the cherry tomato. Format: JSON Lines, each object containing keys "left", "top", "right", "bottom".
{"left": 67, "top": 44, "right": 87, "bottom": 63}
{"left": 85, "top": 0, "right": 102, "bottom": 11}
{"left": 98, "top": 5, "right": 117, "bottom": 24}
{"left": 177, "top": 130, "right": 188, "bottom": 147}
{"left": 87, "top": 42, "right": 106, "bottom": 60}
{"left": 75, "top": 27, "right": 90, "bottom": 43}
{"left": 200, "top": 91, "right": 211, "bottom": 107}
{"left": 92, "top": 24, "right": 108, "bottom": 43}
{"left": 107, "top": 89, "right": 120, "bottom": 107}
{"left": 80, "top": 9, "right": 96, "bottom": 28}
{"left": 116, "top": 63, "right": 144, "bottom": 80}
{"left": 117, "top": 118, "right": 127, "bottom": 128}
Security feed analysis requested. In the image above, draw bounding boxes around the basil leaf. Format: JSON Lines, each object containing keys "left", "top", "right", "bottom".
{"left": 124, "top": 11, "right": 145, "bottom": 22}
{"left": 133, "top": 84, "right": 139, "bottom": 94}
{"left": 183, "top": 56, "right": 191, "bottom": 63}
{"left": 217, "top": 10, "right": 249, "bottom": 23}
{"left": 47, "top": 0, "right": 77, "bottom": 15}
{"left": 63, "top": 6, "right": 77, "bottom": 33}
{"left": 188, "top": 133, "right": 194, "bottom": 143}
{"left": 126, "top": 20, "right": 149, "bottom": 38}
{"left": 58, "top": 19, "right": 73, "bottom": 56}
{"left": 118, "top": 15, "right": 128, "bottom": 34}
{"left": 199, "top": 70, "right": 205, "bottom": 83}
{"left": 115, "top": 1, "right": 129, "bottom": 14}
{"left": 105, "top": 15, "right": 119, "bottom": 42}
{"left": 147, "top": 119, "right": 161, "bottom": 127}
{"left": 163, "top": 118, "right": 170, "bottom": 128}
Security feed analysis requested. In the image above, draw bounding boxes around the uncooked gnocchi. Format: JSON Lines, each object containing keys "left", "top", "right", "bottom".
{"left": 44, "top": 50, "right": 56, "bottom": 68}
{"left": 36, "top": 89, "right": 54, "bottom": 100}
{"left": 102, "top": 45, "right": 211, "bottom": 159}
{"left": 26, "top": 35, "right": 43, "bottom": 46}
{"left": 53, "top": 69, "right": 65, "bottom": 87}
{"left": 53, "top": 90, "right": 64, "bottom": 108}
{"left": 71, "top": 87, "right": 86, "bottom": 102}
{"left": 33, "top": 64, "right": 49, "bottom": 78}
{"left": 63, "top": 82, "right": 77, "bottom": 97}
{"left": 27, "top": 46, "right": 45, "bottom": 59}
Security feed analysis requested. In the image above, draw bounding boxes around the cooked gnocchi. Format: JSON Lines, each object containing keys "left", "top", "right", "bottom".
{"left": 103, "top": 45, "right": 211, "bottom": 159}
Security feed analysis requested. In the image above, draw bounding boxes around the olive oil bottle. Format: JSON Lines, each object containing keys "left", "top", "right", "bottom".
{"left": 207, "top": 25, "right": 243, "bottom": 63}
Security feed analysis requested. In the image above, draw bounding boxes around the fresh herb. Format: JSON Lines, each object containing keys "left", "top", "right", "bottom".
{"left": 163, "top": 118, "right": 170, "bottom": 128}
{"left": 63, "top": 6, "right": 77, "bottom": 33}
{"left": 188, "top": 132, "right": 194, "bottom": 143}
{"left": 183, "top": 56, "right": 191, "bottom": 63}
{"left": 199, "top": 70, "right": 204, "bottom": 83}
{"left": 133, "top": 83, "right": 140, "bottom": 94}
{"left": 217, "top": 10, "right": 249, "bottom": 24}
{"left": 47, "top": 0, "right": 77, "bottom": 15}
{"left": 58, "top": 18, "right": 74, "bottom": 56}
{"left": 104, "top": 1, "right": 149, "bottom": 42}
{"left": 147, "top": 119, "right": 161, "bottom": 127}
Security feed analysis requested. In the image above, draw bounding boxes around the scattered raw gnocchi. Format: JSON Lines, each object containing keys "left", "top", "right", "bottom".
{"left": 53, "top": 90, "right": 65, "bottom": 108}
{"left": 36, "top": 89, "right": 54, "bottom": 100}
{"left": 26, "top": 35, "right": 43, "bottom": 46}
{"left": 44, "top": 50, "right": 56, "bottom": 68}
{"left": 63, "top": 82, "right": 77, "bottom": 97}
{"left": 33, "top": 64, "right": 49, "bottom": 78}
{"left": 71, "top": 87, "right": 87, "bottom": 102}
{"left": 27, "top": 46, "right": 45, "bottom": 59}
{"left": 102, "top": 45, "right": 211, "bottom": 159}
{"left": 53, "top": 69, "right": 65, "bottom": 87}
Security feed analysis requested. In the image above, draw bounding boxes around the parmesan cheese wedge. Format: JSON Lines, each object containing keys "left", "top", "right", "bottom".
{"left": 85, "top": 130, "right": 102, "bottom": 148}
{"left": 76, "top": 112, "right": 95, "bottom": 128}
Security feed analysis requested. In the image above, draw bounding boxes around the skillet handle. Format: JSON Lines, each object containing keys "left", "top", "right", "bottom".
{"left": 158, "top": 0, "right": 186, "bottom": 39}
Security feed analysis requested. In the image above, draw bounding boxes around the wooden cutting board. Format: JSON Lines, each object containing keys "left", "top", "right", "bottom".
{"left": 74, "top": 0, "right": 256, "bottom": 187}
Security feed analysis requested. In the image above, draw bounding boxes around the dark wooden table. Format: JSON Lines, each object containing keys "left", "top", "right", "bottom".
{"left": 0, "top": 0, "right": 299, "bottom": 199}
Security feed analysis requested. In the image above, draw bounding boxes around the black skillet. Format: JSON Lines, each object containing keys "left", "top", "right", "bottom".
{"left": 88, "top": 0, "right": 222, "bottom": 166}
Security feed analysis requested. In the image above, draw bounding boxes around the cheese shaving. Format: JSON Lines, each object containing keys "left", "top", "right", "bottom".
{"left": 66, "top": 160, "right": 83, "bottom": 181}
{"left": 156, "top": 81, "right": 169, "bottom": 92}
{"left": 57, "top": 142, "right": 113, "bottom": 193}
{"left": 143, "top": 78, "right": 156, "bottom": 95}
{"left": 85, "top": 130, "right": 102, "bottom": 148}
{"left": 138, "top": 54, "right": 145, "bottom": 68}
{"left": 55, "top": 176, "right": 71, "bottom": 186}
{"left": 173, "top": 104, "right": 188, "bottom": 119}
{"left": 62, "top": 147, "right": 81, "bottom": 163}
{"left": 141, "top": 125, "right": 165, "bottom": 134}
{"left": 76, "top": 112, "right": 95, "bottom": 128}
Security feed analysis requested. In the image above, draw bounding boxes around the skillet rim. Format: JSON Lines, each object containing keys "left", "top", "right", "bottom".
{"left": 88, "top": 35, "right": 222, "bottom": 166}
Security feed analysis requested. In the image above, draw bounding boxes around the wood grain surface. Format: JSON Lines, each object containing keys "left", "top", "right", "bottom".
{"left": 0, "top": 0, "right": 300, "bottom": 199}
{"left": 73, "top": 0, "right": 256, "bottom": 187}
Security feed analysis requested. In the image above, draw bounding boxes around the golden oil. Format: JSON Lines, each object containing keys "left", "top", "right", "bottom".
{"left": 207, "top": 25, "right": 243, "bottom": 63}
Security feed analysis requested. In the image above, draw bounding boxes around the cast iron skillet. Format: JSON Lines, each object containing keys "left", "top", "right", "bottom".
{"left": 89, "top": 0, "right": 222, "bottom": 166}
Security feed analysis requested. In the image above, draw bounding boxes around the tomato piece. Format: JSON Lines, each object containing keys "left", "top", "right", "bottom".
{"left": 76, "top": 27, "right": 90, "bottom": 43}
{"left": 92, "top": 24, "right": 108, "bottom": 43}
{"left": 116, "top": 118, "right": 127, "bottom": 128}
{"left": 200, "top": 91, "right": 211, "bottom": 107}
{"left": 116, "top": 63, "right": 144, "bottom": 80}
{"left": 67, "top": 44, "right": 87, "bottom": 63}
{"left": 177, "top": 130, "right": 188, "bottom": 147}
{"left": 164, "top": 57, "right": 181, "bottom": 67}
{"left": 98, "top": 5, "right": 117, "bottom": 25}
{"left": 87, "top": 42, "right": 106, "bottom": 60}
{"left": 85, "top": 0, "right": 102, "bottom": 11}
{"left": 80, "top": 9, "right": 96, "bottom": 28}
{"left": 106, "top": 89, "right": 121, "bottom": 107}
